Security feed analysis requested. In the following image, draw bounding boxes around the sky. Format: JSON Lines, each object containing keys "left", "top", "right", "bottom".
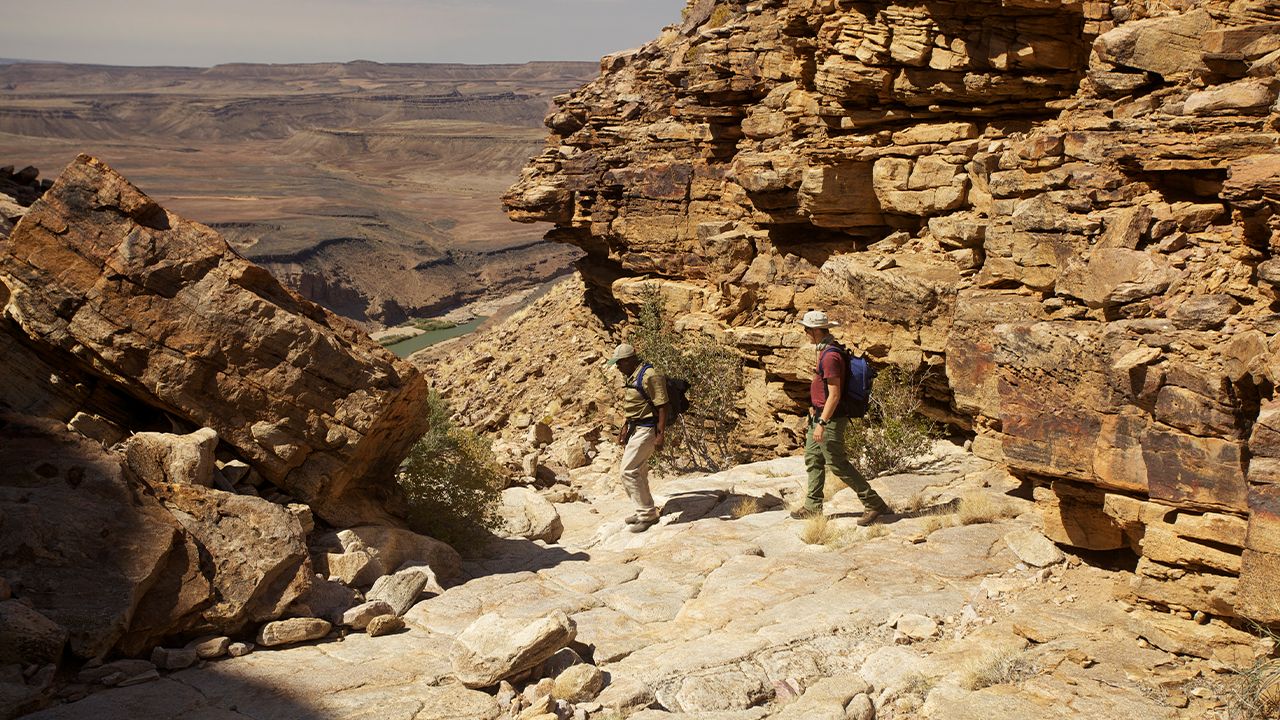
{"left": 1, "top": 0, "right": 689, "bottom": 67}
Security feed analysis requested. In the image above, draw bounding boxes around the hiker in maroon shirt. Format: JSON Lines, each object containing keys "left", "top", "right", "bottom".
{"left": 793, "top": 310, "right": 891, "bottom": 525}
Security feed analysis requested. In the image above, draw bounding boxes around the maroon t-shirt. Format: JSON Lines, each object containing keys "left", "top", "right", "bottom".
{"left": 810, "top": 342, "right": 845, "bottom": 410}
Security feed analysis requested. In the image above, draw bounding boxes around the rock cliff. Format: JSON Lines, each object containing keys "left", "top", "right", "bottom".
{"left": 486, "top": 0, "right": 1280, "bottom": 623}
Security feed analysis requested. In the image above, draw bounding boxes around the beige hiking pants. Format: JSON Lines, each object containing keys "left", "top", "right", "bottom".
{"left": 620, "top": 425, "right": 659, "bottom": 519}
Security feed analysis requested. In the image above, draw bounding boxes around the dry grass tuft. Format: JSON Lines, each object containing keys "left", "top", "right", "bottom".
{"left": 729, "top": 496, "right": 764, "bottom": 519}
{"left": 960, "top": 648, "right": 1036, "bottom": 690}
{"left": 918, "top": 510, "right": 958, "bottom": 536}
{"left": 1225, "top": 638, "right": 1280, "bottom": 720}
{"left": 800, "top": 513, "right": 833, "bottom": 545}
{"left": 956, "top": 492, "right": 1018, "bottom": 526}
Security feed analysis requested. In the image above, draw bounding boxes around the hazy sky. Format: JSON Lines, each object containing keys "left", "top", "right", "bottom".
{"left": 2, "top": 0, "right": 688, "bottom": 67}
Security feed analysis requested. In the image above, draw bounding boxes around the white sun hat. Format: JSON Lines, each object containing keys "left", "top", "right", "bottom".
{"left": 799, "top": 310, "right": 839, "bottom": 328}
{"left": 607, "top": 342, "right": 637, "bottom": 365}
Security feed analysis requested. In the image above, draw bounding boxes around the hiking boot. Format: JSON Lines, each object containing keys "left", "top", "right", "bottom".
{"left": 624, "top": 513, "right": 643, "bottom": 525}
{"left": 789, "top": 507, "right": 820, "bottom": 520}
{"left": 856, "top": 508, "right": 886, "bottom": 526}
{"left": 627, "top": 516, "right": 659, "bottom": 533}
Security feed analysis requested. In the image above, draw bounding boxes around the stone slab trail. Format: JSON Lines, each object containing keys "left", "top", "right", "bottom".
{"left": 28, "top": 443, "right": 1260, "bottom": 719}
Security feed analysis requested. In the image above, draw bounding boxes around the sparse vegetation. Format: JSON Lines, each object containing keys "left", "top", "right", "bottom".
{"left": 377, "top": 332, "right": 416, "bottom": 347}
{"left": 956, "top": 491, "right": 1019, "bottom": 525}
{"left": 841, "top": 365, "right": 939, "bottom": 480}
{"left": 1224, "top": 624, "right": 1280, "bottom": 720}
{"left": 398, "top": 391, "right": 506, "bottom": 546}
{"left": 961, "top": 648, "right": 1036, "bottom": 690}
{"left": 798, "top": 512, "right": 888, "bottom": 548}
{"left": 901, "top": 672, "right": 937, "bottom": 704}
{"left": 406, "top": 317, "right": 458, "bottom": 332}
{"left": 707, "top": 5, "right": 736, "bottom": 28}
{"left": 729, "top": 496, "right": 764, "bottom": 519}
{"left": 918, "top": 510, "right": 957, "bottom": 536}
{"left": 632, "top": 284, "right": 745, "bottom": 473}
{"left": 800, "top": 513, "right": 832, "bottom": 545}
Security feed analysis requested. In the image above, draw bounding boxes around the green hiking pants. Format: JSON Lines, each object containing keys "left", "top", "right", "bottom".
{"left": 803, "top": 415, "right": 889, "bottom": 513}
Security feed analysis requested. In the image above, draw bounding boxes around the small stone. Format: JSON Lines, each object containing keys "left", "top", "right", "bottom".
{"left": 524, "top": 677, "right": 556, "bottom": 704}
{"left": 553, "top": 663, "right": 605, "bottom": 702}
{"left": 496, "top": 680, "right": 518, "bottom": 709}
{"left": 150, "top": 646, "right": 199, "bottom": 671}
{"left": 1194, "top": 611, "right": 1209, "bottom": 625}
{"left": 217, "top": 459, "right": 251, "bottom": 484}
{"left": 227, "top": 642, "right": 254, "bottom": 657}
{"left": 529, "top": 422, "right": 553, "bottom": 447}
{"left": 77, "top": 659, "right": 155, "bottom": 685}
{"left": 342, "top": 600, "right": 395, "bottom": 630}
{"left": 117, "top": 669, "right": 161, "bottom": 687}
{"left": 257, "top": 618, "right": 332, "bottom": 647}
{"left": 366, "top": 614, "right": 405, "bottom": 637}
{"left": 847, "top": 693, "right": 875, "bottom": 720}
{"left": 184, "top": 635, "right": 230, "bottom": 660}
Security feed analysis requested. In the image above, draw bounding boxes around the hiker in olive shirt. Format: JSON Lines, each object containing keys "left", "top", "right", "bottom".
{"left": 794, "top": 310, "right": 891, "bottom": 526}
{"left": 608, "top": 343, "right": 668, "bottom": 533}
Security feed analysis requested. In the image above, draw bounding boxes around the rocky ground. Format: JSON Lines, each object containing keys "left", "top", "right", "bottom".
{"left": 25, "top": 443, "right": 1270, "bottom": 719}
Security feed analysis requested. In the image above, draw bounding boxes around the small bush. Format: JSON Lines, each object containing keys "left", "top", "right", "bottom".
{"left": 841, "top": 366, "right": 939, "bottom": 479}
{"left": 707, "top": 5, "right": 735, "bottom": 28}
{"left": 398, "top": 391, "right": 506, "bottom": 546}
{"left": 961, "top": 648, "right": 1036, "bottom": 690}
{"left": 632, "top": 284, "right": 745, "bottom": 473}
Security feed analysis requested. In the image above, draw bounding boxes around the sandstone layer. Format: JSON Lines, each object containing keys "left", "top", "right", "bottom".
{"left": 483, "top": 0, "right": 1280, "bottom": 622}
{"left": 1, "top": 154, "right": 431, "bottom": 527}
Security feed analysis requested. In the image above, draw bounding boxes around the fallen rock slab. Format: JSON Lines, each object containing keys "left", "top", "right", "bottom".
{"left": 257, "top": 618, "right": 332, "bottom": 647}
{"left": 367, "top": 569, "right": 430, "bottom": 617}
{"left": 0, "top": 155, "right": 431, "bottom": 527}
{"left": 343, "top": 601, "right": 395, "bottom": 631}
{"left": 451, "top": 611, "right": 577, "bottom": 688}
{"left": 1004, "top": 529, "right": 1066, "bottom": 568}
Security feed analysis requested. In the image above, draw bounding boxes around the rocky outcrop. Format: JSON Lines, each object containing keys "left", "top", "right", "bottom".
{"left": 488, "top": 0, "right": 1280, "bottom": 622}
{"left": 0, "top": 156, "right": 451, "bottom": 699}
{"left": 0, "top": 154, "right": 431, "bottom": 527}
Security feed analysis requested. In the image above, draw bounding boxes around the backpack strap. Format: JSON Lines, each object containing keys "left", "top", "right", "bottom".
{"left": 634, "top": 363, "right": 656, "bottom": 411}
{"left": 817, "top": 344, "right": 845, "bottom": 399}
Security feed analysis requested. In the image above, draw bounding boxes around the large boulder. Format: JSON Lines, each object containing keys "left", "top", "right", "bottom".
{"left": 145, "top": 482, "right": 312, "bottom": 634}
{"left": 0, "top": 155, "right": 431, "bottom": 527}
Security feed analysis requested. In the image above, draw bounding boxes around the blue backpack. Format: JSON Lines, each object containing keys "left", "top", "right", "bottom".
{"left": 819, "top": 344, "right": 875, "bottom": 419}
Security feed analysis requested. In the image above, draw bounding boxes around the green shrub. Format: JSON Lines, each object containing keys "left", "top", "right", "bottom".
{"left": 841, "top": 365, "right": 939, "bottom": 479}
{"left": 631, "top": 284, "right": 745, "bottom": 473}
{"left": 707, "top": 5, "right": 735, "bottom": 28}
{"left": 398, "top": 391, "right": 506, "bottom": 546}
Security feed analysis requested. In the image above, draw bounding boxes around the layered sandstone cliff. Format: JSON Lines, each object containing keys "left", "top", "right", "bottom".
{"left": 492, "top": 0, "right": 1280, "bottom": 622}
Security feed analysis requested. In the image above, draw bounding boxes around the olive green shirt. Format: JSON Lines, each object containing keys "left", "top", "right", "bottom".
{"left": 622, "top": 363, "right": 669, "bottom": 420}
